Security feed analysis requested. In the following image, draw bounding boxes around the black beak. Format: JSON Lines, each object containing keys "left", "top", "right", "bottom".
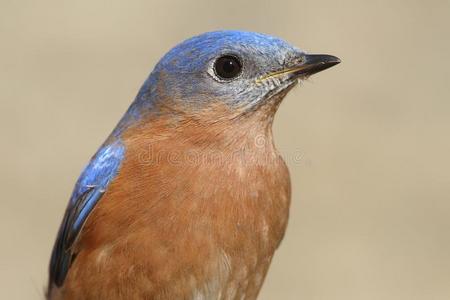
{"left": 291, "top": 54, "right": 341, "bottom": 78}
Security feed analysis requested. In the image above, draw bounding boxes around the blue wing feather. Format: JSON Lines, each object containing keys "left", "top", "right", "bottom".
{"left": 49, "top": 139, "right": 125, "bottom": 287}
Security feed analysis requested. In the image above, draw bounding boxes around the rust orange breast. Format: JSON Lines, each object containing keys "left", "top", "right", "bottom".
{"left": 61, "top": 110, "right": 291, "bottom": 300}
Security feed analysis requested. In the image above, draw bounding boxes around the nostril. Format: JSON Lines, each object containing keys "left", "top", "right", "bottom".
{"left": 284, "top": 54, "right": 306, "bottom": 68}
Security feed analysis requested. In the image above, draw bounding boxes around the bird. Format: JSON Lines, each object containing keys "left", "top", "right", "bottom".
{"left": 47, "top": 30, "right": 340, "bottom": 300}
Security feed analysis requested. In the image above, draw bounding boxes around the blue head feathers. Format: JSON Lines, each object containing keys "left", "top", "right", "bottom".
{"left": 143, "top": 31, "right": 303, "bottom": 108}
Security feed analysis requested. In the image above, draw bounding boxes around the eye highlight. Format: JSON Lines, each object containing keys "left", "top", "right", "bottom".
{"left": 213, "top": 55, "right": 242, "bottom": 80}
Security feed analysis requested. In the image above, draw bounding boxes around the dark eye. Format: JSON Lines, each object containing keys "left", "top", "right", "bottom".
{"left": 213, "top": 55, "right": 242, "bottom": 80}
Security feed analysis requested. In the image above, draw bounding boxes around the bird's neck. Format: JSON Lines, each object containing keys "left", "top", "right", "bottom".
{"left": 120, "top": 101, "right": 279, "bottom": 157}
{"left": 112, "top": 84, "right": 288, "bottom": 144}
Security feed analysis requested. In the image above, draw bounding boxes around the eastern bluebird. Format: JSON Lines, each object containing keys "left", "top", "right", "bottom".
{"left": 47, "top": 30, "right": 339, "bottom": 300}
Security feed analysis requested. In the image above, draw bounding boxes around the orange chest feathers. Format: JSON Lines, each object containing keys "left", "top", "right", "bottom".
{"left": 71, "top": 113, "right": 291, "bottom": 299}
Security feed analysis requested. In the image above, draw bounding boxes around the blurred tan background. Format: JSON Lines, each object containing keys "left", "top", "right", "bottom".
{"left": 1, "top": 0, "right": 450, "bottom": 299}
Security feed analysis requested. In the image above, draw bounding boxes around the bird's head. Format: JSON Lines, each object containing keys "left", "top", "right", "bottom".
{"left": 133, "top": 30, "right": 339, "bottom": 122}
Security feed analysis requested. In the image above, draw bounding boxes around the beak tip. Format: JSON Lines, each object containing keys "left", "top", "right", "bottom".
{"left": 323, "top": 55, "right": 341, "bottom": 66}
{"left": 298, "top": 54, "right": 341, "bottom": 76}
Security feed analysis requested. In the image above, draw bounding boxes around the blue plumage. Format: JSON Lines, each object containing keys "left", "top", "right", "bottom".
{"left": 50, "top": 140, "right": 125, "bottom": 286}
{"left": 113, "top": 30, "right": 304, "bottom": 124}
